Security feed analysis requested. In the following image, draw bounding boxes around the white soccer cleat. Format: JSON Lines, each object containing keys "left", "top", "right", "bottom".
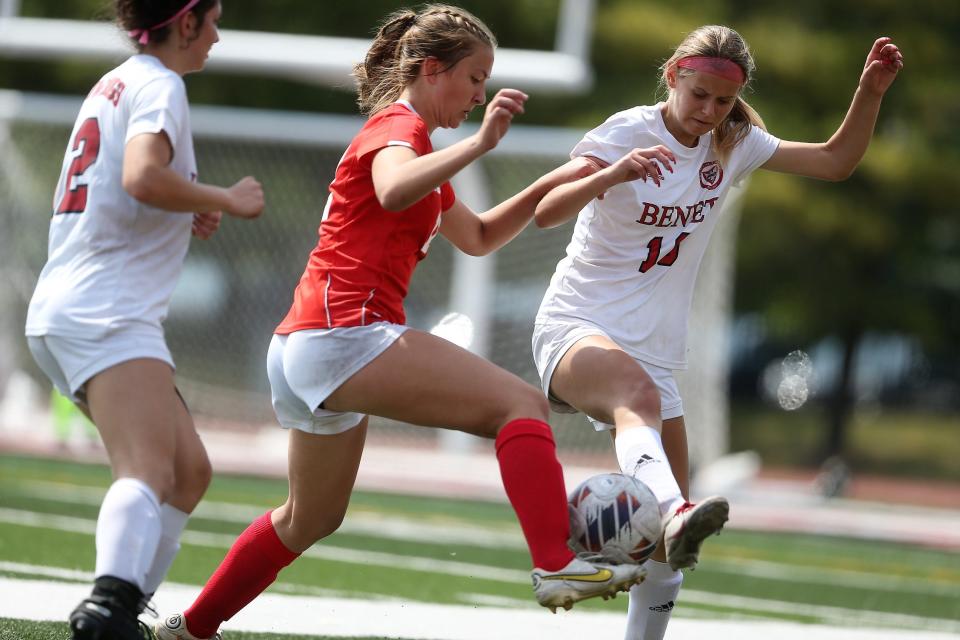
{"left": 531, "top": 556, "right": 647, "bottom": 613}
{"left": 663, "top": 496, "right": 729, "bottom": 571}
{"left": 155, "top": 613, "right": 223, "bottom": 640}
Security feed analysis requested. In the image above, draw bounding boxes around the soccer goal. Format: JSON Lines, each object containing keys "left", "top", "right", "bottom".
{"left": 0, "top": 0, "right": 737, "bottom": 470}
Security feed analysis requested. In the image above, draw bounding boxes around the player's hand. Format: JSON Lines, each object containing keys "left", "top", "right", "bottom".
{"left": 601, "top": 145, "right": 676, "bottom": 195}
{"left": 859, "top": 37, "right": 903, "bottom": 97}
{"left": 225, "top": 176, "right": 265, "bottom": 219}
{"left": 476, "top": 88, "right": 527, "bottom": 152}
{"left": 192, "top": 210, "right": 222, "bottom": 239}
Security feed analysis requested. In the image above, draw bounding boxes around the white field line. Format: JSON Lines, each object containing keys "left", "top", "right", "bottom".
{"left": 6, "top": 480, "right": 958, "bottom": 597}
{"left": 9, "top": 480, "right": 526, "bottom": 548}
{"left": 2, "top": 576, "right": 958, "bottom": 640}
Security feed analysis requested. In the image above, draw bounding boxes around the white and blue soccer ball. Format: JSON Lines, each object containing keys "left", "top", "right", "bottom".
{"left": 568, "top": 473, "right": 661, "bottom": 565}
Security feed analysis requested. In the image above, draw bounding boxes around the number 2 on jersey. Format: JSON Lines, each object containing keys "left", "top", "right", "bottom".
{"left": 56, "top": 117, "right": 101, "bottom": 215}
{"left": 639, "top": 232, "right": 690, "bottom": 273}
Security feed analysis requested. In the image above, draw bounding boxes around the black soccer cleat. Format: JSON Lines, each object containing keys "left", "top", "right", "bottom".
{"left": 69, "top": 576, "right": 153, "bottom": 640}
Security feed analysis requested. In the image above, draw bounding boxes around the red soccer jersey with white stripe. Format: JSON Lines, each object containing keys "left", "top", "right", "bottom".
{"left": 276, "top": 103, "right": 456, "bottom": 333}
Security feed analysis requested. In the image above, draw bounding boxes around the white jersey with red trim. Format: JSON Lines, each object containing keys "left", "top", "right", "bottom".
{"left": 535, "top": 103, "right": 780, "bottom": 369}
{"left": 276, "top": 101, "right": 455, "bottom": 333}
{"left": 26, "top": 54, "right": 196, "bottom": 339}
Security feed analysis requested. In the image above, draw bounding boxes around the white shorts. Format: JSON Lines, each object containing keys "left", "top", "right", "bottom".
{"left": 267, "top": 322, "right": 408, "bottom": 435}
{"left": 532, "top": 318, "right": 683, "bottom": 430}
{"left": 27, "top": 327, "right": 174, "bottom": 404}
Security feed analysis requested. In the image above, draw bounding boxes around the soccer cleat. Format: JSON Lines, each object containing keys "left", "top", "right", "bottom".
{"left": 531, "top": 556, "right": 646, "bottom": 613}
{"left": 155, "top": 613, "right": 223, "bottom": 640}
{"left": 663, "top": 496, "right": 729, "bottom": 571}
{"left": 69, "top": 576, "right": 153, "bottom": 640}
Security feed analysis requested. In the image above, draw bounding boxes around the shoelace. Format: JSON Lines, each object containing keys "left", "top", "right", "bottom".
{"left": 139, "top": 598, "right": 158, "bottom": 619}
{"left": 574, "top": 551, "right": 607, "bottom": 563}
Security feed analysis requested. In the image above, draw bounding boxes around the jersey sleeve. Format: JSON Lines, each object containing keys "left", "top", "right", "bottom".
{"left": 126, "top": 74, "right": 190, "bottom": 157}
{"left": 730, "top": 125, "right": 781, "bottom": 186}
{"left": 570, "top": 109, "right": 637, "bottom": 167}
{"left": 355, "top": 109, "right": 431, "bottom": 166}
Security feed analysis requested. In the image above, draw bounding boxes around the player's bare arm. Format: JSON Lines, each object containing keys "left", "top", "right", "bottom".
{"left": 123, "top": 132, "right": 264, "bottom": 218}
{"left": 439, "top": 156, "right": 600, "bottom": 256}
{"left": 372, "top": 89, "right": 526, "bottom": 212}
{"left": 534, "top": 147, "right": 676, "bottom": 229}
{"left": 762, "top": 37, "right": 903, "bottom": 181}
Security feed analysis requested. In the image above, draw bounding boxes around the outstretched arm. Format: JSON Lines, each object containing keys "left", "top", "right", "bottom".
{"left": 762, "top": 37, "right": 904, "bottom": 181}
{"left": 438, "top": 157, "right": 600, "bottom": 256}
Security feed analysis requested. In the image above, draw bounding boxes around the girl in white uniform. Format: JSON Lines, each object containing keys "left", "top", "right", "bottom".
{"left": 533, "top": 26, "right": 902, "bottom": 640}
{"left": 24, "top": 1, "right": 264, "bottom": 638}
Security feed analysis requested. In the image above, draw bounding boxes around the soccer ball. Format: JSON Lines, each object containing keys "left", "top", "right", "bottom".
{"left": 568, "top": 473, "right": 661, "bottom": 565}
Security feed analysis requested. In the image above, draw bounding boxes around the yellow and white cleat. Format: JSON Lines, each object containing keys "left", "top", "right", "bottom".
{"left": 531, "top": 556, "right": 646, "bottom": 613}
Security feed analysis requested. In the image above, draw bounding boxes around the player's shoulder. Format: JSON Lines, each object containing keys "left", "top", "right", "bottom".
{"left": 368, "top": 102, "right": 426, "bottom": 132}
{"left": 601, "top": 104, "right": 658, "bottom": 128}
{"left": 357, "top": 102, "right": 428, "bottom": 149}
{"left": 114, "top": 55, "right": 186, "bottom": 98}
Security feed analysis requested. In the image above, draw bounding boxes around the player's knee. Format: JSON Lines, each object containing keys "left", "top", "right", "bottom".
{"left": 498, "top": 383, "right": 550, "bottom": 425}
{"left": 288, "top": 509, "right": 347, "bottom": 549}
{"left": 624, "top": 380, "right": 661, "bottom": 418}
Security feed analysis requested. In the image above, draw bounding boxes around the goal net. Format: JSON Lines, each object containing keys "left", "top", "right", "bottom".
{"left": 0, "top": 91, "right": 737, "bottom": 469}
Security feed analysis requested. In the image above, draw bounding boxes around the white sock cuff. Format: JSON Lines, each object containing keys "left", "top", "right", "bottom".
{"left": 111, "top": 477, "right": 161, "bottom": 513}
{"left": 614, "top": 426, "right": 664, "bottom": 473}
{"left": 160, "top": 504, "right": 189, "bottom": 538}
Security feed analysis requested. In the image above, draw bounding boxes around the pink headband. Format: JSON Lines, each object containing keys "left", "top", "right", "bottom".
{"left": 676, "top": 56, "right": 746, "bottom": 85}
{"left": 128, "top": 0, "right": 203, "bottom": 45}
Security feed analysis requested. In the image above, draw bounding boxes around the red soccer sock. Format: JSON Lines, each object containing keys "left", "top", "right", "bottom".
{"left": 184, "top": 511, "right": 299, "bottom": 639}
{"left": 495, "top": 418, "right": 575, "bottom": 572}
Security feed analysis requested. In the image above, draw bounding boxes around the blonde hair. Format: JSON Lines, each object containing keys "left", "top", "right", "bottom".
{"left": 659, "top": 25, "right": 765, "bottom": 163}
{"left": 353, "top": 4, "right": 497, "bottom": 116}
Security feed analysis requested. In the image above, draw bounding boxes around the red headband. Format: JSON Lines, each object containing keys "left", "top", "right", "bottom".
{"left": 676, "top": 56, "right": 745, "bottom": 85}
{"left": 129, "top": 0, "right": 202, "bottom": 45}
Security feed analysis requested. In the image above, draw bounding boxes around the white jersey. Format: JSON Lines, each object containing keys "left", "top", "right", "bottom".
{"left": 535, "top": 103, "right": 780, "bottom": 369}
{"left": 26, "top": 55, "right": 197, "bottom": 339}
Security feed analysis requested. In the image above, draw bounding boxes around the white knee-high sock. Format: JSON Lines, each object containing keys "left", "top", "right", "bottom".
{"left": 94, "top": 477, "right": 162, "bottom": 591}
{"left": 615, "top": 426, "right": 684, "bottom": 517}
{"left": 624, "top": 560, "right": 683, "bottom": 640}
{"left": 142, "top": 504, "right": 189, "bottom": 595}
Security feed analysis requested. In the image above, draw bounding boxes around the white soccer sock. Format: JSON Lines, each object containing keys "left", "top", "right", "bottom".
{"left": 624, "top": 560, "right": 683, "bottom": 640}
{"left": 142, "top": 503, "right": 190, "bottom": 595}
{"left": 615, "top": 426, "right": 684, "bottom": 517}
{"left": 94, "top": 477, "right": 162, "bottom": 591}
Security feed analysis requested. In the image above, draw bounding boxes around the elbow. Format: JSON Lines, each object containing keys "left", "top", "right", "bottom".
{"left": 375, "top": 184, "right": 410, "bottom": 212}
{"left": 824, "top": 166, "right": 855, "bottom": 182}
{"left": 122, "top": 169, "right": 156, "bottom": 203}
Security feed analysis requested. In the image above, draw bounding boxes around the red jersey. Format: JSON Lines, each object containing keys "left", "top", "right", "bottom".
{"left": 276, "top": 103, "right": 456, "bottom": 333}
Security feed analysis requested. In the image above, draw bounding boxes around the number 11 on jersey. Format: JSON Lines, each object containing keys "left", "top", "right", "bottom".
{"left": 638, "top": 232, "right": 690, "bottom": 273}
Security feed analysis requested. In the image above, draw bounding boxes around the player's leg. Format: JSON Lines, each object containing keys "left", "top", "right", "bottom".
{"left": 324, "top": 328, "right": 570, "bottom": 567}
{"left": 550, "top": 335, "right": 685, "bottom": 517}
{"left": 72, "top": 358, "right": 183, "bottom": 639}
{"left": 324, "top": 329, "right": 644, "bottom": 609}
{"left": 166, "top": 422, "right": 367, "bottom": 640}
{"left": 624, "top": 412, "right": 728, "bottom": 639}
{"left": 142, "top": 391, "right": 213, "bottom": 597}
{"left": 624, "top": 416, "right": 688, "bottom": 639}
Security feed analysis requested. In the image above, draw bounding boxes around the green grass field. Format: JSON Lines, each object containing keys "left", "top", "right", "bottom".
{"left": 1, "top": 454, "right": 958, "bottom": 639}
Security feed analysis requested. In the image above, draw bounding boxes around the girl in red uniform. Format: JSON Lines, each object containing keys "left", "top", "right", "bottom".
{"left": 156, "top": 5, "right": 645, "bottom": 639}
